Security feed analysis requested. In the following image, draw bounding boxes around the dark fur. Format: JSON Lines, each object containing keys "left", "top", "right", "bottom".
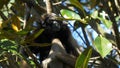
{"left": 25, "top": 14, "right": 79, "bottom": 62}
{"left": 29, "top": 21, "right": 75, "bottom": 61}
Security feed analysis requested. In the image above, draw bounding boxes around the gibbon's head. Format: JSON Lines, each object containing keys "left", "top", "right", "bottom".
{"left": 41, "top": 13, "right": 67, "bottom": 32}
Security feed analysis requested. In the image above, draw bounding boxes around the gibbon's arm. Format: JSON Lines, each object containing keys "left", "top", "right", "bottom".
{"left": 42, "top": 38, "right": 66, "bottom": 68}
{"left": 42, "top": 38, "right": 76, "bottom": 68}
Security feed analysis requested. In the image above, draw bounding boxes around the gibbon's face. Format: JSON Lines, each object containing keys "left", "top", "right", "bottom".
{"left": 41, "top": 14, "right": 67, "bottom": 33}
{"left": 44, "top": 21, "right": 69, "bottom": 36}
{"left": 44, "top": 20, "right": 62, "bottom": 32}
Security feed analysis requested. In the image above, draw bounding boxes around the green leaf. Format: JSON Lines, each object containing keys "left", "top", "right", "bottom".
{"left": 91, "top": 10, "right": 112, "bottom": 28}
{"left": 16, "top": 30, "right": 29, "bottom": 35}
{"left": 99, "top": 11, "right": 112, "bottom": 28}
{"left": 75, "top": 47, "right": 92, "bottom": 68}
{"left": 0, "top": 39, "right": 19, "bottom": 56}
{"left": 69, "top": 0, "right": 86, "bottom": 16}
{"left": 99, "top": 17, "right": 112, "bottom": 28}
{"left": 94, "top": 35, "right": 112, "bottom": 58}
{"left": 60, "top": 9, "right": 81, "bottom": 20}
{"left": 34, "top": 29, "right": 44, "bottom": 39}
{"left": 0, "top": 39, "right": 18, "bottom": 50}
{"left": 115, "top": 16, "right": 120, "bottom": 21}
{"left": 60, "top": 9, "right": 88, "bottom": 24}
{"left": 91, "top": 10, "right": 98, "bottom": 19}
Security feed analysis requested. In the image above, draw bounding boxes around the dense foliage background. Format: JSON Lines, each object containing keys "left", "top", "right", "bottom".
{"left": 0, "top": 0, "right": 120, "bottom": 68}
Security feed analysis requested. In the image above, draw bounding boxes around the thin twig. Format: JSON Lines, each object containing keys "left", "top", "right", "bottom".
{"left": 23, "top": 3, "right": 31, "bottom": 29}
{"left": 81, "top": 26, "right": 90, "bottom": 47}
{"left": 53, "top": 1, "right": 62, "bottom": 5}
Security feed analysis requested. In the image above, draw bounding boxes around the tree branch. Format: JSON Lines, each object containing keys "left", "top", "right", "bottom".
{"left": 81, "top": 26, "right": 90, "bottom": 47}
{"left": 45, "top": 0, "right": 53, "bottom": 14}
{"left": 0, "top": 11, "right": 7, "bottom": 21}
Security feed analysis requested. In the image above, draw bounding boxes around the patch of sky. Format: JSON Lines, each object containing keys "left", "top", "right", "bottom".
{"left": 68, "top": 22, "right": 111, "bottom": 48}
{"left": 80, "top": 0, "right": 87, "bottom": 3}
{"left": 86, "top": 25, "right": 98, "bottom": 40}
{"left": 118, "top": 65, "right": 120, "bottom": 68}
{"left": 118, "top": 20, "right": 120, "bottom": 32}
{"left": 83, "top": 6, "right": 92, "bottom": 14}
{"left": 68, "top": 21, "right": 86, "bottom": 47}
{"left": 68, "top": 21, "right": 99, "bottom": 48}
{"left": 86, "top": 25, "right": 98, "bottom": 45}
{"left": 100, "top": 24, "right": 112, "bottom": 34}
{"left": 118, "top": 26, "right": 120, "bottom": 32}
{"left": 74, "top": 27, "right": 87, "bottom": 47}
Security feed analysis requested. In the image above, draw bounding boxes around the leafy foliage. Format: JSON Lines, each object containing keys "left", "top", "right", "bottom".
{"left": 69, "top": 0, "right": 86, "bottom": 16}
{"left": 94, "top": 35, "right": 112, "bottom": 58}
{"left": 75, "top": 47, "right": 92, "bottom": 68}
{"left": 91, "top": 10, "right": 112, "bottom": 28}
{"left": 0, "top": 0, "right": 120, "bottom": 68}
{"left": 0, "top": 39, "right": 18, "bottom": 55}
{"left": 60, "top": 9, "right": 81, "bottom": 20}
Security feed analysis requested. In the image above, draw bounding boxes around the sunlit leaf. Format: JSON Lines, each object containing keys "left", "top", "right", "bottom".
{"left": 99, "top": 17, "right": 112, "bottom": 28}
{"left": 115, "top": 16, "right": 120, "bottom": 21}
{"left": 60, "top": 9, "right": 81, "bottom": 20}
{"left": 91, "top": 10, "right": 98, "bottom": 19}
{"left": 11, "top": 16, "right": 21, "bottom": 32}
{"left": 0, "top": 21, "right": 2, "bottom": 29}
{"left": 60, "top": 9, "right": 88, "bottom": 24}
{"left": 75, "top": 47, "right": 92, "bottom": 68}
{"left": 94, "top": 35, "right": 112, "bottom": 58}
{"left": 91, "top": 10, "right": 112, "bottom": 28}
{"left": 99, "top": 11, "right": 112, "bottom": 28}
{"left": 69, "top": 0, "right": 86, "bottom": 16}
{"left": 0, "top": 39, "right": 18, "bottom": 53}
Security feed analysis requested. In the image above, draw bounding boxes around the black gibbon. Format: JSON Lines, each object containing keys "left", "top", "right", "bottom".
{"left": 24, "top": 13, "right": 81, "bottom": 62}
